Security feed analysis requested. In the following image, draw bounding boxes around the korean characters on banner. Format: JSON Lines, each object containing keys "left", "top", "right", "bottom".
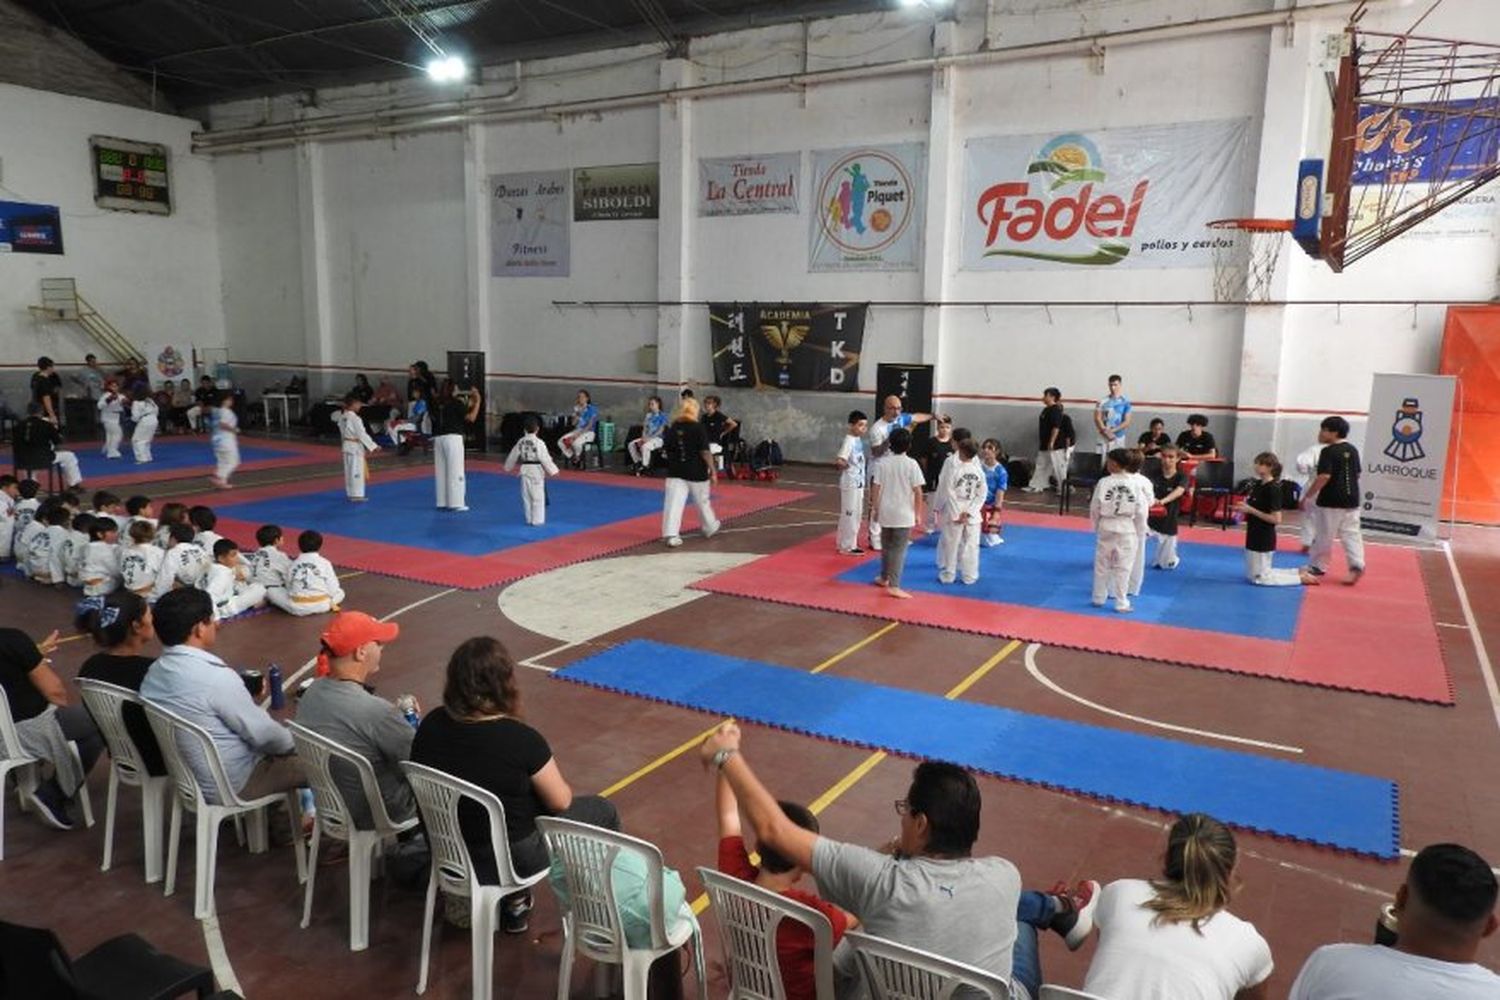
{"left": 961, "top": 119, "right": 1252, "bottom": 270}
{"left": 709, "top": 303, "right": 867, "bottom": 392}
{"left": 809, "top": 144, "right": 925, "bottom": 271}
{"left": 1362, "top": 373, "right": 1457, "bottom": 540}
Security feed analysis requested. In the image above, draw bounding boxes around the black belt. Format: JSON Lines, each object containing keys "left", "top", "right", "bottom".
{"left": 520, "top": 460, "right": 542, "bottom": 465}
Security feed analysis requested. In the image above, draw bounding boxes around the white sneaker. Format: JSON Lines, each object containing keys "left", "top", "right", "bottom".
{"left": 702, "top": 521, "right": 720, "bottom": 539}
{"left": 666, "top": 536, "right": 683, "bottom": 548}
{"left": 1114, "top": 600, "right": 1133, "bottom": 613}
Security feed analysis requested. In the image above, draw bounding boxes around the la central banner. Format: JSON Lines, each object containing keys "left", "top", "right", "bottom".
{"left": 961, "top": 118, "right": 1251, "bottom": 270}
{"left": 710, "top": 303, "right": 866, "bottom": 392}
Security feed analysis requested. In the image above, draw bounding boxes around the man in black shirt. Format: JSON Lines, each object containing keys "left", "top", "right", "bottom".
{"left": 15, "top": 403, "right": 85, "bottom": 487}
{"left": 1175, "top": 414, "right": 1218, "bottom": 458}
{"left": 1301, "top": 416, "right": 1364, "bottom": 585}
{"left": 1138, "top": 418, "right": 1172, "bottom": 457}
{"left": 1023, "top": 387, "right": 1073, "bottom": 493}
{"left": 30, "top": 356, "right": 62, "bottom": 424}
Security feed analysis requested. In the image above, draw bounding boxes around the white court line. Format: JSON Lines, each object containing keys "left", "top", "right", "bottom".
{"left": 1442, "top": 540, "right": 1500, "bottom": 734}
{"left": 519, "top": 639, "right": 577, "bottom": 673}
{"left": 713, "top": 519, "right": 837, "bottom": 535}
{"left": 1023, "top": 643, "right": 1305, "bottom": 755}
{"left": 1435, "top": 621, "right": 1470, "bottom": 630}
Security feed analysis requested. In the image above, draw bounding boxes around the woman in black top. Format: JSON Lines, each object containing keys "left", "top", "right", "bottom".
{"left": 922, "top": 416, "right": 955, "bottom": 494}
{"left": 410, "top": 637, "right": 618, "bottom": 931}
{"left": 407, "top": 361, "right": 438, "bottom": 405}
{"left": 76, "top": 592, "right": 166, "bottom": 776}
{"left": 660, "top": 398, "right": 721, "bottom": 548}
{"left": 1137, "top": 418, "right": 1172, "bottom": 457}
{"left": 430, "top": 380, "right": 482, "bottom": 512}
{"left": 1237, "top": 451, "right": 1306, "bottom": 587}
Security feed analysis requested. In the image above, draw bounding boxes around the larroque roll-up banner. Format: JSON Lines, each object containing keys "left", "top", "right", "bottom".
{"left": 1361, "top": 372, "right": 1457, "bottom": 540}
{"left": 709, "top": 303, "right": 866, "bottom": 392}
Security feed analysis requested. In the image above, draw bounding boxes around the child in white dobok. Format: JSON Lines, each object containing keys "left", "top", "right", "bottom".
{"left": 834, "top": 410, "right": 869, "bottom": 555}
{"left": 246, "top": 524, "right": 293, "bottom": 589}
{"left": 936, "top": 437, "right": 988, "bottom": 586}
{"left": 205, "top": 538, "right": 268, "bottom": 620}
{"left": 118, "top": 521, "right": 163, "bottom": 598}
{"left": 267, "top": 529, "right": 344, "bottom": 616}
{"left": 209, "top": 393, "right": 240, "bottom": 488}
{"left": 337, "top": 396, "right": 380, "bottom": 501}
{"left": 503, "top": 415, "right": 559, "bottom": 526}
{"left": 130, "top": 389, "right": 159, "bottom": 463}
{"left": 97, "top": 381, "right": 126, "bottom": 459}
{"left": 1090, "top": 448, "right": 1148, "bottom": 613}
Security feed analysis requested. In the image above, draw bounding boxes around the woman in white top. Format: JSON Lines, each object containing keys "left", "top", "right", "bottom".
{"left": 1080, "top": 813, "right": 1274, "bottom": 1000}
{"left": 130, "top": 389, "right": 159, "bottom": 464}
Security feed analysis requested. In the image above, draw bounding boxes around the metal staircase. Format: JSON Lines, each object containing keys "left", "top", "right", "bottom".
{"left": 28, "top": 278, "right": 146, "bottom": 365}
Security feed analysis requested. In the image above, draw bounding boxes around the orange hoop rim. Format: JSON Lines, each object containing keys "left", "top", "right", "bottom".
{"left": 1206, "top": 218, "right": 1295, "bottom": 232}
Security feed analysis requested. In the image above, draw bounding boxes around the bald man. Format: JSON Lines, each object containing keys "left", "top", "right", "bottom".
{"left": 866, "top": 395, "right": 931, "bottom": 551}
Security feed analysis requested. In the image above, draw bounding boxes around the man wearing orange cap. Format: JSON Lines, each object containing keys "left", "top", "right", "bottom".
{"left": 296, "top": 611, "right": 417, "bottom": 828}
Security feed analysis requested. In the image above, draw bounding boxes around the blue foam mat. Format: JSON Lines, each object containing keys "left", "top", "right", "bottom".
{"left": 558, "top": 640, "right": 1399, "bottom": 857}
{"left": 9, "top": 438, "right": 309, "bottom": 479}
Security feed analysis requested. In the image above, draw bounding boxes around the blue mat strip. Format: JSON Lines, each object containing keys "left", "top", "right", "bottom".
{"left": 557, "top": 640, "right": 1399, "bottom": 857}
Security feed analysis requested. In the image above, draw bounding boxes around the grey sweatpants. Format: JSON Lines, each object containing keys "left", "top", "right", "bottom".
{"left": 880, "top": 526, "right": 912, "bottom": 588}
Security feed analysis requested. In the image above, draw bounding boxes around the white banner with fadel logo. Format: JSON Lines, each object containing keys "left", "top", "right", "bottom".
{"left": 961, "top": 118, "right": 1252, "bottom": 270}
{"left": 1361, "top": 373, "right": 1456, "bottom": 541}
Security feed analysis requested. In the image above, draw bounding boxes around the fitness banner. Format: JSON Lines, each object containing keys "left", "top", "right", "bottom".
{"left": 0, "top": 200, "right": 64, "bottom": 254}
{"left": 490, "top": 171, "right": 570, "bottom": 277}
{"left": 698, "top": 151, "right": 800, "bottom": 217}
{"left": 961, "top": 118, "right": 1252, "bottom": 270}
{"left": 809, "top": 143, "right": 925, "bottom": 271}
{"left": 1361, "top": 373, "right": 1456, "bottom": 540}
{"left": 709, "top": 302, "right": 866, "bottom": 392}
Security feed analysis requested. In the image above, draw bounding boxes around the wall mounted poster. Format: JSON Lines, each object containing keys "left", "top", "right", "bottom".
{"left": 573, "top": 163, "right": 659, "bottom": 221}
{"left": 698, "top": 152, "right": 800, "bottom": 216}
{"left": 490, "top": 171, "right": 570, "bottom": 277}
{"left": 0, "top": 201, "right": 64, "bottom": 254}
{"left": 709, "top": 302, "right": 866, "bottom": 391}
{"left": 809, "top": 144, "right": 925, "bottom": 271}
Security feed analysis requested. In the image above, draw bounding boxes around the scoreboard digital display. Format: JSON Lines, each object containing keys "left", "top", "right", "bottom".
{"left": 90, "top": 136, "right": 171, "bottom": 215}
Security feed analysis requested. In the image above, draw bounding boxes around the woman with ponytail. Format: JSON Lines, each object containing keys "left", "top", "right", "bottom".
{"left": 1079, "top": 813, "right": 1273, "bottom": 999}
{"left": 76, "top": 592, "right": 165, "bottom": 776}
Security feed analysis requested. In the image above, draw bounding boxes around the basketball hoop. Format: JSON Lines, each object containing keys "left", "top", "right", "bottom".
{"left": 1207, "top": 218, "right": 1293, "bottom": 304}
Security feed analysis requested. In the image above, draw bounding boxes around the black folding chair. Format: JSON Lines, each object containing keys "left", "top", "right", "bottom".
{"left": 0, "top": 920, "right": 215, "bottom": 999}
{"left": 1059, "top": 451, "right": 1104, "bottom": 515}
{"left": 1192, "top": 458, "right": 1236, "bottom": 529}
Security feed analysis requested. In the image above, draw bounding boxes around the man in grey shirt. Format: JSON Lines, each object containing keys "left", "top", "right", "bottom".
{"left": 295, "top": 610, "right": 415, "bottom": 828}
{"left": 141, "top": 588, "right": 304, "bottom": 802}
{"left": 700, "top": 722, "right": 1098, "bottom": 1000}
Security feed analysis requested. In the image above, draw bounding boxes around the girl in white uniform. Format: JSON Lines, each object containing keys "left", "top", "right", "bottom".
{"left": 336, "top": 396, "right": 380, "bottom": 501}
{"left": 1090, "top": 449, "right": 1148, "bottom": 613}
{"left": 81, "top": 519, "right": 122, "bottom": 596}
{"left": 431, "top": 383, "right": 481, "bottom": 512}
{"left": 627, "top": 396, "right": 668, "bottom": 473}
{"left": 936, "top": 437, "right": 988, "bottom": 586}
{"left": 130, "top": 390, "right": 159, "bottom": 464}
{"left": 97, "top": 382, "right": 125, "bottom": 459}
{"left": 503, "top": 416, "right": 559, "bottom": 525}
{"left": 209, "top": 393, "right": 240, "bottom": 488}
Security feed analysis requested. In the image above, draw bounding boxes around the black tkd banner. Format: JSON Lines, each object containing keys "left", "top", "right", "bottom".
{"left": 709, "top": 302, "right": 866, "bottom": 392}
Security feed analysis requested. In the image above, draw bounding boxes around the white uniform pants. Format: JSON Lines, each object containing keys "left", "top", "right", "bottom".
{"left": 937, "top": 519, "right": 980, "bottom": 584}
{"left": 390, "top": 421, "right": 417, "bottom": 446}
{"left": 1308, "top": 507, "right": 1365, "bottom": 573}
{"left": 1245, "top": 550, "right": 1303, "bottom": 586}
{"left": 868, "top": 478, "right": 882, "bottom": 551}
{"left": 1098, "top": 435, "right": 1124, "bottom": 458}
{"left": 837, "top": 484, "right": 865, "bottom": 552}
{"left": 560, "top": 430, "right": 595, "bottom": 460}
{"left": 267, "top": 587, "right": 333, "bottom": 616}
{"left": 102, "top": 416, "right": 122, "bottom": 458}
{"left": 662, "top": 478, "right": 719, "bottom": 540}
{"left": 214, "top": 438, "right": 241, "bottom": 482}
{"left": 433, "top": 434, "right": 466, "bottom": 509}
{"left": 1028, "top": 447, "right": 1071, "bottom": 490}
{"left": 343, "top": 447, "right": 369, "bottom": 499}
{"left": 520, "top": 467, "right": 548, "bottom": 525}
{"left": 132, "top": 417, "right": 157, "bottom": 462}
{"left": 628, "top": 436, "right": 662, "bottom": 467}
{"left": 1093, "top": 528, "right": 1138, "bottom": 606}
{"left": 1299, "top": 508, "right": 1317, "bottom": 549}
{"left": 51, "top": 451, "right": 83, "bottom": 487}
{"left": 217, "top": 583, "right": 268, "bottom": 619}
{"left": 1128, "top": 529, "right": 1148, "bottom": 596}
{"left": 0, "top": 520, "right": 13, "bottom": 561}
{"left": 708, "top": 441, "right": 724, "bottom": 471}
{"left": 1150, "top": 532, "right": 1179, "bottom": 570}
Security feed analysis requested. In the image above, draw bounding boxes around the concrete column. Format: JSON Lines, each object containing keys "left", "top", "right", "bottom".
{"left": 296, "top": 142, "right": 336, "bottom": 393}
{"left": 919, "top": 22, "right": 958, "bottom": 391}
{"left": 463, "top": 122, "right": 492, "bottom": 356}
{"left": 656, "top": 58, "right": 696, "bottom": 389}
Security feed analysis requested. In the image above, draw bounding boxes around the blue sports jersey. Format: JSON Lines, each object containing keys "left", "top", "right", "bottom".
{"left": 644, "top": 410, "right": 668, "bottom": 437}
{"left": 576, "top": 403, "right": 599, "bottom": 430}
{"left": 983, "top": 461, "right": 1008, "bottom": 505}
{"left": 1097, "top": 395, "right": 1131, "bottom": 437}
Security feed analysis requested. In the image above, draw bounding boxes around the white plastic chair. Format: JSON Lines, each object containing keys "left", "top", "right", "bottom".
{"left": 539, "top": 816, "right": 708, "bottom": 1000}
{"left": 0, "top": 685, "right": 95, "bottom": 860}
{"left": 845, "top": 930, "right": 1013, "bottom": 1000}
{"left": 697, "top": 866, "right": 836, "bottom": 1000}
{"left": 142, "top": 701, "right": 308, "bottom": 919}
{"left": 400, "top": 761, "right": 550, "bottom": 1000}
{"left": 77, "top": 679, "right": 171, "bottom": 883}
{"left": 288, "top": 721, "right": 419, "bottom": 951}
{"left": 1038, "top": 988, "right": 1112, "bottom": 1000}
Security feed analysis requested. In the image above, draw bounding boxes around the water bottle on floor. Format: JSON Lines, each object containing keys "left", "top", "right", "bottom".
{"left": 268, "top": 662, "right": 285, "bottom": 710}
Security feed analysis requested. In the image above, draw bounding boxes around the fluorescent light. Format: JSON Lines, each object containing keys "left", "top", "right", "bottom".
{"left": 426, "top": 55, "right": 468, "bottom": 83}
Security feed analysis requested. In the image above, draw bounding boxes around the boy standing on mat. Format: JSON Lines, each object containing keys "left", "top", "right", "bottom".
{"left": 834, "top": 410, "right": 868, "bottom": 555}
{"left": 503, "top": 415, "right": 559, "bottom": 526}
{"left": 98, "top": 380, "right": 125, "bottom": 459}
{"left": 1125, "top": 449, "right": 1155, "bottom": 598}
{"left": 869, "top": 427, "right": 925, "bottom": 599}
{"left": 209, "top": 392, "right": 241, "bottom": 489}
{"left": 867, "top": 395, "right": 932, "bottom": 552}
{"left": 1300, "top": 416, "right": 1365, "bottom": 586}
{"left": 1091, "top": 448, "right": 1147, "bottom": 613}
{"left": 337, "top": 395, "right": 381, "bottom": 503}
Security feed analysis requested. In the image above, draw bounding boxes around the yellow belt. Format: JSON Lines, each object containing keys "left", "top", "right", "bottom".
{"left": 291, "top": 593, "right": 331, "bottom": 604}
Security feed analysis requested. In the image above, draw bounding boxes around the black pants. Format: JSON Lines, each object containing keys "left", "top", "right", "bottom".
{"left": 511, "top": 794, "right": 619, "bottom": 877}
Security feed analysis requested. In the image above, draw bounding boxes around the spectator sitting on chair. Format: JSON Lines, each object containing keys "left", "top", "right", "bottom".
{"left": 699, "top": 721, "right": 1099, "bottom": 1000}
{"left": 167, "top": 379, "right": 194, "bottom": 433}
{"left": 140, "top": 588, "right": 305, "bottom": 802}
{"left": 188, "top": 376, "right": 217, "bottom": 432}
{"left": 1176, "top": 414, "right": 1219, "bottom": 458}
{"left": 14, "top": 403, "right": 85, "bottom": 490}
{"left": 700, "top": 394, "right": 740, "bottom": 471}
{"left": 296, "top": 611, "right": 417, "bottom": 830}
{"left": 348, "top": 374, "right": 374, "bottom": 405}
{"left": 410, "top": 636, "right": 620, "bottom": 934}
{"left": 76, "top": 592, "right": 165, "bottom": 778}
{"left": 1138, "top": 418, "right": 1172, "bottom": 458}
{"left": 1290, "top": 843, "right": 1498, "bottom": 1000}
{"left": 1073, "top": 813, "right": 1273, "bottom": 1000}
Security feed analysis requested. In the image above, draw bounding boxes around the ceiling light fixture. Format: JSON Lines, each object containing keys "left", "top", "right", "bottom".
{"left": 426, "top": 54, "right": 469, "bottom": 82}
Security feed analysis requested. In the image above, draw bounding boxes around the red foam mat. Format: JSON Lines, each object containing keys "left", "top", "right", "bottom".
{"left": 692, "top": 511, "right": 1452, "bottom": 704}
{"left": 183, "top": 467, "right": 810, "bottom": 590}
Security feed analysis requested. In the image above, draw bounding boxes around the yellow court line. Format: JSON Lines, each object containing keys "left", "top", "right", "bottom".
{"left": 337, "top": 570, "right": 365, "bottom": 580}
{"left": 810, "top": 621, "right": 899, "bottom": 675}
{"left": 943, "top": 639, "right": 1023, "bottom": 699}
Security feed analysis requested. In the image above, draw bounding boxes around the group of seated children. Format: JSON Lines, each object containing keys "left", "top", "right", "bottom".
{"left": 1, "top": 478, "right": 346, "bottom": 621}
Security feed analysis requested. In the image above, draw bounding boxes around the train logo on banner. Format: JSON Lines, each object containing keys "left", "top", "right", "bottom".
{"left": 1383, "top": 398, "right": 1427, "bottom": 463}
{"left": 710, "top": 303, "right": 866, "bottom": 392}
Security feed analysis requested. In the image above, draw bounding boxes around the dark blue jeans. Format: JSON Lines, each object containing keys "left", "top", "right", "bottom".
{"left": 1012, "top": 890, "right": 1056, "bottom": 1000}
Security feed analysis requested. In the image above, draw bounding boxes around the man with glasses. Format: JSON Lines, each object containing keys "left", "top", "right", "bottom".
{"left": 700, "top": 722, "right": 1097, "bottom": 1000}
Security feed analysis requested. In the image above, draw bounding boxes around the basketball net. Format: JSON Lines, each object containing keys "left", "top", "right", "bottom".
{"left": 1207, "top": 219, "right": 1291, "bottom": 304}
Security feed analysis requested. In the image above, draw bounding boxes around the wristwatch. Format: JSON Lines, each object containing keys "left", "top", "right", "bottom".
{"left": 712, "top": 748, "right": 738, "bottom": 770}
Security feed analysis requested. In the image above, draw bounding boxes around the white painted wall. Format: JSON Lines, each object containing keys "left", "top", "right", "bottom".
{"left": 215, "top": 148, "right": 303, "bottom": 366}
{"left": 0, "top": 83, "right": 223, "bottom": 404}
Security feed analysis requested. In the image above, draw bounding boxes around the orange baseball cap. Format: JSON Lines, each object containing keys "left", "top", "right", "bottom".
{"left": 316, "top": 612, "right": 399, "bottom": 675}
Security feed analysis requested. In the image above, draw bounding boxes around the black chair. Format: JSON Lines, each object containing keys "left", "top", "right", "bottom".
{"left": 0, "top": 920, "right": 215, "bottom": 1000}
{"left": 1191, "top": 458, "right": 1236, "bottom": 529}
{"left": 1059, "top": 451, "right": 1104, "bottom": 514}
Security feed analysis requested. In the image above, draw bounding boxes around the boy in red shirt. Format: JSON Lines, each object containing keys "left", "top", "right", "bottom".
{"left": 716, "top": 772, "right": 857, "bottom": 999}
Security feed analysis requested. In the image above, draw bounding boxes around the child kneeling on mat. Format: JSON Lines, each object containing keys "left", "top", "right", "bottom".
{"left": 1238, "top": 452, "right": 1310, "bottom": 587}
